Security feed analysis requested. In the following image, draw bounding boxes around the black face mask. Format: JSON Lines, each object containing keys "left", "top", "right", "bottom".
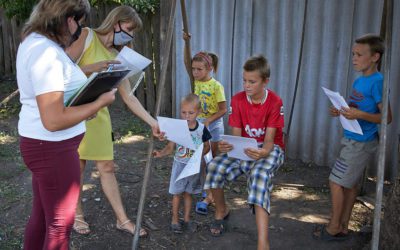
{"left": 71, "top": 19, "right": 82, "bottom": 43}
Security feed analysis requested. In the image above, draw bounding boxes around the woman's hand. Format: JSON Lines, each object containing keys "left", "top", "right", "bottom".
{"left": 151, "top": 122, "right": 166, "bottom": 140}
{"left": 81, "top": 60, "right": 121, "bottom": 74}
{"left": 218, "top": 140, "right": 233, "bottom": 153}
{"left": 96, "top": 88, "right": 118, "bottom": 107}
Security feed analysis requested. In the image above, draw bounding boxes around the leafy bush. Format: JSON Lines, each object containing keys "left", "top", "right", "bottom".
{"left": 0, "top": 0, "right": 159, "bottom": 21}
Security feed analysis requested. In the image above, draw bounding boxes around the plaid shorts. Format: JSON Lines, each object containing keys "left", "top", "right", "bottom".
{"left": 204, "top": 145, "right": 284, "bottom": 213}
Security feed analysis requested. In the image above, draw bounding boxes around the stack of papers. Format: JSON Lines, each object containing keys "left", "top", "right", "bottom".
{"left": 115, "top": 46, "right": 151, "bottom": 95}
{"left": 115, "top": 46, "right": 152, "bottom": 78}
{"left": 321, "top": 87, "right": 363, "bottom": 135}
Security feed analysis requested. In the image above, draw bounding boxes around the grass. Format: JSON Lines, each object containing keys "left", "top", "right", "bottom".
{"left": 0, "top": 80, "right": 20, "bottom": 120}
{"left": 114, "top": 116, "right": 152, "bottom": 143}
{"left": 0, "top": 226, "right": 23, "bottom": 250}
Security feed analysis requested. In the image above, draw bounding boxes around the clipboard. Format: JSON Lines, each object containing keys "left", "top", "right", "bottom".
{"left": 66, "top": 69, "right": 130, "bottom": 107}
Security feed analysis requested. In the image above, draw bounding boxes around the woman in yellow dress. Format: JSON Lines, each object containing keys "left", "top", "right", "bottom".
{"left": 67, "top": 6, "right": 160, "bottom": 237}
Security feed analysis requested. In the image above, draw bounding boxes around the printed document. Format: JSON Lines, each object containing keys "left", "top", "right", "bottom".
{"left": 321, "top": 87, "right": 363, "bottom": 135}
{"left": 221, "top": 135, "right": 258, "bottom": 161}
{"left": 115, "top": 46, "right": 152, "bottom": 78}
{"left": 176, "top": 143, "right": 203, "bottom": 182}
{"left": 157, "top": 116, "right": 196, "bottom": 150}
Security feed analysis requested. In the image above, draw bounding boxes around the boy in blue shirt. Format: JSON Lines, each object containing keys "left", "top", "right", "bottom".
{"left": 314, "top": 34, "right": 392, "bottom": 241}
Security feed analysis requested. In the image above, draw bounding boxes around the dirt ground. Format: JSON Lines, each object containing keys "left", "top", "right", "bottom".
{"left": 0, "top": 81, "right": 376, "bottom": 249}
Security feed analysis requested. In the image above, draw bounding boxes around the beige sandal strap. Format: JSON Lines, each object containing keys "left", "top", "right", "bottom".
{"left": 118, "top": 219, "right": 131, "bottom": 228}
{"left": 74, "top": 218, "right": 89, "bottom": 226}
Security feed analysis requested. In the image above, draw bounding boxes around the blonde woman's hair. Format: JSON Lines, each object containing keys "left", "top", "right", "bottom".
{"left": 94, "top": 6, "right": 142, "bottom": 35}
{"left": 22, "top": 0, "right": 90, "bottom": 47}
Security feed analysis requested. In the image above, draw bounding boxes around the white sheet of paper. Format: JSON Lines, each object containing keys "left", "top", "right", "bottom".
{"left": 157, "top": 116, "right": 196, "bottom": 150}
{"left": 176, "top": 143, "right": 203, "bottom": 182}
{"left": 321, "top": 87, "right": 363, "bottom": 135}
{"left": 221, "top": 135, "right": 258, "bottom": 161}
{"left": 115, "top": 46, "right": 152, "bottom": 78}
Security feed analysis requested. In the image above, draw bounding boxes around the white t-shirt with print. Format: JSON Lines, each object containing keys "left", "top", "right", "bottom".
{"left": 17, "top": 32, "right": 87, "bottom": 141}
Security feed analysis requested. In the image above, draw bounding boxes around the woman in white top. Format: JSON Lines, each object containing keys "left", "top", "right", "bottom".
{"left": 16, "top": 0, "right": 116, "bottom": 249}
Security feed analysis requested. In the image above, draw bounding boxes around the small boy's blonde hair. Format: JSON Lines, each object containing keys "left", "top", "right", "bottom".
{"left": 181, "top": 93, "right": 201, "bottom": 110}
{"left": 243, "top": 55, "right": 270, "bottom": 80}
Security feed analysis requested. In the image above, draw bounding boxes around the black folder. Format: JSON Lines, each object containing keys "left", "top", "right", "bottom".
{"left": 66, "top": 69, "right": 130, "bottom": 107}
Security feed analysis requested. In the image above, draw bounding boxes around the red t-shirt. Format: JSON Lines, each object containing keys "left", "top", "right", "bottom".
{"left": 228, "top": 90, "right": 284, "bottom": 149}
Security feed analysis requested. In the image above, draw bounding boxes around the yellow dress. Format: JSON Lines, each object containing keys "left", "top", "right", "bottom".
{"left": 77, "top": 28, "right": 116, "bottom": 160}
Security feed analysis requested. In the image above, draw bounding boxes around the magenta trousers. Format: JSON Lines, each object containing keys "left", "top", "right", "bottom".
{"left": 20, "top": 134, "right": 83, "bottom": 250}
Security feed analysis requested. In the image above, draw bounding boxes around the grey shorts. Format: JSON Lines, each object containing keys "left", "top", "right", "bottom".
{"left": 198, "top": 117, "right": 224, "bottom": 142}
{"left": 329, "top": 138, "right": 378, "bottom": 188}
{"left": 169, "top": 160, "right": 202, "bottom": 195}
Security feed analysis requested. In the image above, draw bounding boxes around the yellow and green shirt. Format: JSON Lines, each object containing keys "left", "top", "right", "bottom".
{"left": 194, "top": 78, "right": 226, "bottom": 119}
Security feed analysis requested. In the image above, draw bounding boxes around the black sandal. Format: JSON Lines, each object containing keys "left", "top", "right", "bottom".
{"left": 210, "top": 219, "right": 226, "bottom": 237}
{"left": 170, "top": 223, "right": 183, "bottom": 234}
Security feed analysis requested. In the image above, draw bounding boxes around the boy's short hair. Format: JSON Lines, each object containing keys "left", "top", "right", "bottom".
{"left": 243, "top": 55, "right": 270, "bottom": 80}
{"left": 355, "top": 34, "right": 384, "bottom": 63}
{"left": 181, "top": 93, "right": 201, "bottom": 110}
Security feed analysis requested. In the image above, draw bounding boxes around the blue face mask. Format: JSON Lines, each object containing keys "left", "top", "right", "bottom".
{"left": 113, "top": 21, "right": 134, "bottom": 46}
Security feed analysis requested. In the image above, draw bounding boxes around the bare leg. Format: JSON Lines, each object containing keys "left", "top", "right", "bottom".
{"left": 183, "top": 192, "right": 192, "bottom": 222}
{"left": 211, "top": 188, "right": 228, "bottom": 219}
{"left": 96, "top": 160, "right": 140, "bottom": 234}
{"left": 326, "top": 180, "right": 344, "bottom": 234}
{"left": 209, "top": 188, "right": 229, "bottom": 235}
{"left": 340, "top": 186, "right": 358, "bottom": 234}
{"left": 73, "top": 159, "right": 90, "bottom": 234}
{"left": 171, "top": 194, "right": 181, "bottom": 224}
{"left": 254, "top": 205, "right": 270, "bottom": 250}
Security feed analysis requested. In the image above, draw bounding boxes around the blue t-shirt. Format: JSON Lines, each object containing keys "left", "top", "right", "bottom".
{"left": 344, "top": 72, "right": 383, "bottom": 142}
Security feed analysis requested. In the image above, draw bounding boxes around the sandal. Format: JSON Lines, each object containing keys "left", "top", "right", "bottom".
{"left": 170, "top": 223, "right": 183, "bottom": 234}
{"left": 116, "top": 219, "right": 148, "bottom": 238}
{"left": 195, "top": 191, "right": 213, "bottom": 215}
{"left": 210, "top": 211, "right": 230, "bottom": 237}
{"left": 182, "top": 220, "right": 198, "bottom": 233}
{"left": 73, "top": 215, "right": 90, "bottom": 235}
{"left": 195, "top": 201, "right": 208, "bottom": 215}
{"left": 312, "top": 225, "right": 349, "bottom": 241}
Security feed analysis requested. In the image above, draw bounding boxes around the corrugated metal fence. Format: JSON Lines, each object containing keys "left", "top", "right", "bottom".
{"left": 174, "top": 0, "right": 400, "bottom": 180}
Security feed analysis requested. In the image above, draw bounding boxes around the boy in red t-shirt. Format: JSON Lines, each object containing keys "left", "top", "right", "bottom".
{"left": 204, "top": 55, "right": 285, "bottom": 249}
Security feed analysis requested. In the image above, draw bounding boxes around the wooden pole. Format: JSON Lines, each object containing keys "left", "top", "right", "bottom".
{"left": 371, "top": 0, "right": 392, "bottom": 248}
{"left": 131, "top": 0, "right": 177, "bottom": 249}
{"left": 180, "top": 0, "right": 194, "bottom": 92}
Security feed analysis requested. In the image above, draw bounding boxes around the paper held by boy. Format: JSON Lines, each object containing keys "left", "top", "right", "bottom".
{"left": 220, "top": 135, "right": 258, "bottom": 161}
{"left": 321, "top": 87, "right": 363, "bottom": 135}
{"left": 157, "top": 116, "right": 203, "bottom": 181}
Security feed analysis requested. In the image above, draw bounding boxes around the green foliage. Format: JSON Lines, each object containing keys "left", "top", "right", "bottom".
{"left": 0, "top": 0, "right": 159, "bottom": 21}
{"left": 0, "top": 0, "right": 37, "bottom": 21}
{"left": 115, "top": 0, "right": 159, "bottom": 14}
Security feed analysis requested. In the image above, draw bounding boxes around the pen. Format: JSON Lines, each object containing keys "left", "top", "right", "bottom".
{"left": 106, "top": 64, "right": 114, "bottom": 72}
